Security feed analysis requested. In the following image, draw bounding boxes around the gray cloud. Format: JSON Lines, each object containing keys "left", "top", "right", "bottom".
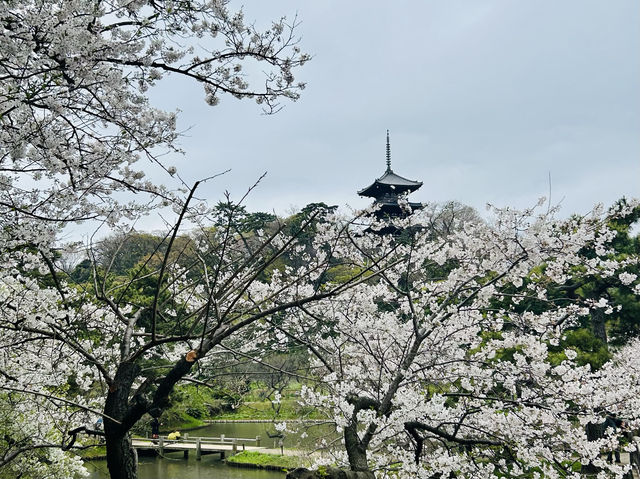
{"left": 150, "top": 0, "right": 639, "bottom": 219}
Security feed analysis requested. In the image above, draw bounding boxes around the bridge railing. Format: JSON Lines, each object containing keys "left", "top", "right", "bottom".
{"left": 136, "top": 434, "right": 263, "bottom": 460}
{"left": 150, "top": 433, "right": 262, "bottom": 447}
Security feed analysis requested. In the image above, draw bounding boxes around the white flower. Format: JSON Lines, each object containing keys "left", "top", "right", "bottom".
{"left": 619, "top": 272, "right": 637, "bottom": 286}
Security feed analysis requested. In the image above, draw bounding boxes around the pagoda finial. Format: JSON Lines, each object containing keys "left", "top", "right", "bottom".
{"left": 386, "top": 130, "right": 391, "bottom": 171}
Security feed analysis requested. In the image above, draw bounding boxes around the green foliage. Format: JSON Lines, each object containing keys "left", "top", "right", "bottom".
{"left": 143, "top": 380, "right": 316, "bottom": 433}
{"left": 69, "top": 258, "right": 92, "bottom": 283}
{"left": 172, "top": 385, "right": 235, "bottom": 418}
{"left": 284, "top": 202, "right": 338, "bottom": 249}
{"left": 261, "top": 255, "right": 288, "bottom": 281}
{"left": 55, "top": 198, "right": 640, "bottom": 470}
{"left": 133, "top": 409, "right": 203, "bottom": 435}
{"left": 212, "top": 201, "right": 276, "bottom": 233}
{"left": 573, "top": 199, "right": 640, "bottom": 344}
{"left": 213, "top": 399, "right": 322, "bottom": 420}
{"left": 91, "top": 232, "right": 166, "bottom": 275}
{"left": 324, "top": 264, "right": 364, "bottom": 284}
{"left": 158, "top": 384, "right": 244, "bottom": 429}
{"left": 608, "top": 287, "right": 640, "bottom": 344}
{"left": 163, "top": 411, "right": 204, "bottom": 430}
{"left": 555, "top": 328, "right": 610, "bottom": 370}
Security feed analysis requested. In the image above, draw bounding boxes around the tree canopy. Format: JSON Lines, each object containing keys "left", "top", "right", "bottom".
{"left": 2, "top": 2, "right": 640, "bottom": 479}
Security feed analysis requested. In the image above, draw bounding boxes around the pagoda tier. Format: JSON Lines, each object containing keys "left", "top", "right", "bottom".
{"left": 357, "top": 169, "right": 423, "bottom": 198}
{"left": 358, "top": 131, "right": 423, "bottom": 218}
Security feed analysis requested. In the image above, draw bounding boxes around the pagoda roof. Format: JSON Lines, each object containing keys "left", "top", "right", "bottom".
{"left": 358, "top": 131, "right": 423, "bottom": 198}
{"left": 358, "top": 168, "right": 423, "bottom": 197}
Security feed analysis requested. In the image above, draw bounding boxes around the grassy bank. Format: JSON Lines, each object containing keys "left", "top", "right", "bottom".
{"left": 226, "top": 451, "right": 308, "bottom": 471}
{"left": 77, "top": 445, "right": 107, "bottom": 460}
{"left": 162, "top": 413, "right": 204, "bottom": 431}
{"left": 130, "top": 410, "right": 205, "bottom": 437}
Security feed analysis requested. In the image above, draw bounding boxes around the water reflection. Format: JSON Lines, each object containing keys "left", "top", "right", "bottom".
{"left": 83, "top": 421, "right": 336, "bottom": 479}
{"left": 85, "top": 454, "right": 284, "bottom": 479}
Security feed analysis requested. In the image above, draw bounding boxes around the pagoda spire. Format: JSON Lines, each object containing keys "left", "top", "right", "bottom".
{"left": 358, "top": 130, "right": 424, "bottom": 223}
{"left": 386, "top": 130, "right": 391, "bottom": 171}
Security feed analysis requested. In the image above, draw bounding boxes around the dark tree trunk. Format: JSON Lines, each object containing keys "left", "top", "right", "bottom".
{"left": 342, "top": 394, "right": 384, "bottom": 474}
{"left": 581, "top": 421, "right": 606, "bottom": 475}
{"left": 103, "top": 362, "right": 142, "bottom": 479}
{"left": 588, "top": 283, "right": 608, "bottom": 346}
{"left": 344, "top": 421, "right": 370, "bottom": 472}
{"left": 591, "top": 308, "right": 608, "bottom": 345}
{"left": 105, "top": 433, "right": 137, "bottom": 479}
{"left": 101, "top": 356, "right": 198, "bottom": 479}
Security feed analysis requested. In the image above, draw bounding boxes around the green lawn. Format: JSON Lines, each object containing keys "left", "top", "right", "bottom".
{"left": 226, "top": 451, "right": 308, "bottom": 470}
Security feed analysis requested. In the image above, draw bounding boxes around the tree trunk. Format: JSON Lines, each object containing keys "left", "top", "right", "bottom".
{"left": 591, "top": 308, "right": 608, "bottom": 345}
{"left": 344, "top": 422, "right": 370, "bottom": 472}
{"left": 581, "top": 421, "right": 605, "bottom": 475}
{"left": 105, "top": 433, "right": 137, "bottom": 479}
{"left": 101, "top": 356, "right": 198, "bottom": 479}
{"left": 104, "top": 362, "right": 141, "bottom": 479}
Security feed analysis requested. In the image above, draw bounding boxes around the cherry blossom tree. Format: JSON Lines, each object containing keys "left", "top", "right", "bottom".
{"left": 1, "top": 1, "right": 311, "bottom": 477}
{"left": 281, "top": 201, "right": 640, "bottom": 479}
{"left": 4, "top": 4, "right": 640, "bottom": 479}
{"left": 1, "top": 192, "right": 401, "bottom": 479}
{"left": 1, "top": 0, "right": 309, "bottom": 238}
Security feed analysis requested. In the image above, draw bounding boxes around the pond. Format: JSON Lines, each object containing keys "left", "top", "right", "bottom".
{"left": 84, "top": 455, "right": 284, "bottom": 479}
{"left": 194, "top": 421, "right": 336, "bottom": 450}
{"left": 83, "top": 421, "right": 337, "bottom": 479}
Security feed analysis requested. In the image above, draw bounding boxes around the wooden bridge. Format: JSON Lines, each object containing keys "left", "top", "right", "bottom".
{"left": 132, "top": 434, "right": 264, "bottom": 460}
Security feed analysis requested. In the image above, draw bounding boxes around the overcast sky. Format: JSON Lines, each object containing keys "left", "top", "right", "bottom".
{"left": 150, "top": 0, "right": 639, "bottom": 220}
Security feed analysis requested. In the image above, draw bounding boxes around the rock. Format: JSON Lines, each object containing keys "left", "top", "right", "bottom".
{"left": 286, "top": 467, "right": 375, "bottom": 479}
{"left": 286, "top": 468, "right": 317, "bottom": 479}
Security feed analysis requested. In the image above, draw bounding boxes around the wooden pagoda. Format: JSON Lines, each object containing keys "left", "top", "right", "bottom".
{"left": 358, "top": 131, "right": 423, "bottom": 219}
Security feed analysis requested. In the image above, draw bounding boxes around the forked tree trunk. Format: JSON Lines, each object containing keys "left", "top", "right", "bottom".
{"left": 101, "top": 356, "right": 198, "bottom": 479}
{"left": 103, "top": 362, "right": 142, "bottom": 479}
{"left": 344, "top": 421, "right": 371, "bottom": 472}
